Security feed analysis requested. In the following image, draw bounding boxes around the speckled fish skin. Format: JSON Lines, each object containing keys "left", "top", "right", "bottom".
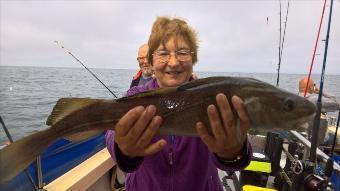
{"left": 0, "top": 76, "right": 316, "bottom": 182}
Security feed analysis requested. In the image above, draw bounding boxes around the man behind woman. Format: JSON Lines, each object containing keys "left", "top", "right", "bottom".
{"left": 106, "top": 16, "right": 252, "bottom": 191}
{"left": 130, "top": 44, "right": 154, "bottom": 88}
{"left": 299, "top": 77, "right": 340, "bottom": 113}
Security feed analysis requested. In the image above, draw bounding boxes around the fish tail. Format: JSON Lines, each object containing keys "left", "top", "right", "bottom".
{"left": 0, "top": 127, "right": 55, "bottom": 182}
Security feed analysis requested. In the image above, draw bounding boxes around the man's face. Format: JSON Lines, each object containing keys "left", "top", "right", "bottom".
{"left": 137, "top": 45, "right": 153, "bottom": 77}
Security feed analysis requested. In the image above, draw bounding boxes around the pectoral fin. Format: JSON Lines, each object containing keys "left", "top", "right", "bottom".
{"left": 63, "top": 130, "right": 103, "bottom": 142}
{"left": 243, "top": 97, "right": 262, "bottom": 113}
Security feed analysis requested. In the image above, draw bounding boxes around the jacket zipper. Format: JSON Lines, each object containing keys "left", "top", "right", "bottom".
{"left": 169, "top": 135, "right": 175, "bottom": 191}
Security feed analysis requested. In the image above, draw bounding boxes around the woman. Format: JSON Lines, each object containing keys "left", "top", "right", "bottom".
{"left": 106, "top": 16, "right": 252, "bottom": 191}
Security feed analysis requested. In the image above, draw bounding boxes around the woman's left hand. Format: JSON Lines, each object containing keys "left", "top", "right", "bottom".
{"left": 196, "top": 93, "right": 251, "bottom": 160}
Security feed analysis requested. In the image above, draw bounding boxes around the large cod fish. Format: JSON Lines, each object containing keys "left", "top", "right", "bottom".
{"left": 0, "top": 76, "right": 315, "bottom": 182}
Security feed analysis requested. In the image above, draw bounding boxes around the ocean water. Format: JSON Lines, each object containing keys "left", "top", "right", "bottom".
{"left": 0, "top": 66, "right": 339, "bottom": 143}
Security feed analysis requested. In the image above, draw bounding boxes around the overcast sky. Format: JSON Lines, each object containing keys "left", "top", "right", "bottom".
{"left": 1, "top": 0, "right": 339, "bottom": 74}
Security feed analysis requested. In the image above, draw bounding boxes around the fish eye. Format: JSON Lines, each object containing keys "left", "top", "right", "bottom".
{"left": 283, "top": 98, "right": 295, "bottom": 112}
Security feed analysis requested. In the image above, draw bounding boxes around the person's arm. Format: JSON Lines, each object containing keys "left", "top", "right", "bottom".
{"left": 213, "top": 139, "right": 252, "bottom": 171}
{"left": 312, "top": 84, "right": 336, "bottom": 99}
{"left": 322, "top": 92, "right": 336, "bottom": 99}
{"left": 105, "top": 130, "right": 144, "bottom": 172}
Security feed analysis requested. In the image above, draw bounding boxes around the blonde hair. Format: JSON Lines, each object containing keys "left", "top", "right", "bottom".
{"left": 147, "top": 16, "right": 198, "bottom": 65}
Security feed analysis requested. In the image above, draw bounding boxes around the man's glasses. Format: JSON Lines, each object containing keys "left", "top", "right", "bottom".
{"left": 153, "top": 49, "right": 193, "bottom": 63}
{"left": 137, "top": 57, "right": 147, "bottom": 62}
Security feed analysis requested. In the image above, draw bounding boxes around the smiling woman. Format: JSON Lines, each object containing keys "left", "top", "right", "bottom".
{"left": 147, "top": 17, "right": 198, "bottom": 87}
{"left": 151, "top": 36, "right": 194, "bottom": 87}
{"left": 105, "top": 16, "right": 253, "bottom": 191}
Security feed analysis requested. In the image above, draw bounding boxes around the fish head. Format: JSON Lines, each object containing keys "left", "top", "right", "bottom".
{"left": 242, "top": 81, "right": 316, "bottom": 132}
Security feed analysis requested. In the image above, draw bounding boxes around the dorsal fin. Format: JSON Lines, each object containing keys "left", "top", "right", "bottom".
{"left": 117, "top": 87, "right": 177, "bottom": 102}
{"left": 46, "top": 98, "right": 99, "bottom": 126}
{"left": 177, "top": 76, "right": 227, "bottom": 91}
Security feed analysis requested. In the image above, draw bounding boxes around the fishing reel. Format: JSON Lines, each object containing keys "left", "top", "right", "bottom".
{"left": 291, "top": 158, "right": 304, "bottom": 175}
{"left": 303, "top": 174, "right": 334, "bottom": 191}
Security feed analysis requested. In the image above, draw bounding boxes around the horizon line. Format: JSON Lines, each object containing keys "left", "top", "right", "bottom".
{"left": 1, "top": 64, "right": 339, "bottom": 76}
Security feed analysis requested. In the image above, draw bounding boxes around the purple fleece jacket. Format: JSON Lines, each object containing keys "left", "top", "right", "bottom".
{"left": 106, "top": 78, "right": 252, "bottom": 191}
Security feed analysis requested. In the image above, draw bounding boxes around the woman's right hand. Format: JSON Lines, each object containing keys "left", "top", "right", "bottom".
{"left": 114, "top": 105, "right": 166, "bottom": 158}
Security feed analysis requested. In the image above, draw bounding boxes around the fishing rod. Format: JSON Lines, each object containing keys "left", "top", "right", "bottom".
{"left": 54, "top": 41, "right": 118, "bottom": 98}
{"left": 309, "top": 0, "right": 334, "bottom": 166}
{"left": 276, "top": 0, "right": 290, "bottom": 87}
{"left": 279, "top": 0, "right": 290, "bottom": 61}
{"left": 0, "top": 116, "right": 37, "bottom": 190}
{"left": 330, "top": 110, "right": 340, "bottom": 157}
{"left": 277, "top": 0, "right": 282, "bottom": 87}
{"left": 0, "top": 116, "right": 13, "bottom": 143}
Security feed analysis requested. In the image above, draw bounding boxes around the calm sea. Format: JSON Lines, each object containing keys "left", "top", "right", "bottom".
{"left": 0, "top": 66, "right": 339, "bottom": 143}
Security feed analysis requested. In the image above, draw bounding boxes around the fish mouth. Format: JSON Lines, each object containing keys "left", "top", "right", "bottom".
{"left": 290, "top": 112, "right": 316, "bottom": 131}
{"left": 268, "top": 112, "right": 316, "bottom": 132}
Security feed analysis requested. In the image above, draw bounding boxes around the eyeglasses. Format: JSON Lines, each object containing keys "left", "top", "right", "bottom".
{"left": 153, "top": 49, "right": 193, "bottom": 63}
{"left": 137, "top": 57, "right": 147, "bottom": 62}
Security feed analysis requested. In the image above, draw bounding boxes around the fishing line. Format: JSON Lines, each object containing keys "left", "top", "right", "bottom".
{"left": 54, "top": 41, "right": 118, "bottom": 98}
{"left": 304, "top": 0, "right": 327, "bottom": 97}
